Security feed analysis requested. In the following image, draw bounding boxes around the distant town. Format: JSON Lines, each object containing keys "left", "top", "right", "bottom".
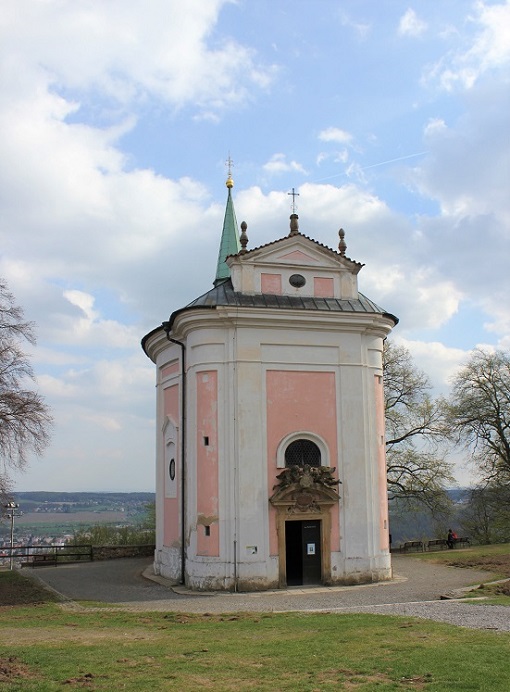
{"left": 0, "top": 492, "right": 154, "bottom": 565}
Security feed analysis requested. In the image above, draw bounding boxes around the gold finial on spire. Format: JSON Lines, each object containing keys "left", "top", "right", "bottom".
{"left": 226, "top": 153, "right": 234, "bottom": 188}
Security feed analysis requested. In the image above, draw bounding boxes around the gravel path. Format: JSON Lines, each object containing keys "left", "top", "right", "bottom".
{"left": 329, "top": 601, "right": 510, "bottom": 632}
{"left": 28, "top": 555, "right": 510, "bottom": 632}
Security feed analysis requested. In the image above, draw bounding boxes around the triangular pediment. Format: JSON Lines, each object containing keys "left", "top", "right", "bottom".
{"left": 235, "top": 234, "right": 361, "bottom": 273}
{"left": 278, "top": 249, "right": 319, "bottom": 264}
{"left": 226, "top": 229, "right": 363, "bottom": 300}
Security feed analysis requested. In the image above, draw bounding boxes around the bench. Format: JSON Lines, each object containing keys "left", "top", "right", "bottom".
{"left": 427, "top": 539, "right": 448, "bottom": 551}
{"left": 401, "top": 541, "right": 424, "bottom": 553}
{"left": 31, "top": 554, "right": 57, "bottom": 567}
{"left": 454, "top": 536, "right": 470, "bottom": 547}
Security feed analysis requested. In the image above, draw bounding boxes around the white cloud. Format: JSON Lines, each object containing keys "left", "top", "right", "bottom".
{"left": 37, "top": 375, "right": 80, "bottom": 399}
{"left": 82, "top": 414, "right": 123, "bottom": 433}
{"left": 481, "top": 300, "right": 510, "bottom": 337}
{"left": 262, "top": 153, "right": 307, "bottom": 176}
{"left": 48, "top": 290, "right": 141, "bottom": 350}
{"left": 393, "top": 337, "right": 468, "bottom": 393}
{"left": 334, "top": 150, "right": 350, "bottom": 164}
{"left": 318, "top": 127, "right": 353, "bottom": 145}
{"left": 338, "top": 12, "right": 371, "bottom": 39}
{"left": 423, "top": 117, "right": 447, "bottom": 137}
{"left": 363, "top": 266, "right": 462, "bottom": 332}
{"left": 0, "top": 0, "right": 276, "bottom": 115}
{"left": 297, "top": 183, "right": 390, "bottom": 227}
{"left": 424, "top": 0, "right": 510, "bottom": 91}
{"left": 398, "top": 9, "right": 427, "bottom": 37}
{"left": 401, "top": 75, "right": 510, "bottom": 350}
{"left": 414, "top": 82, "right": 510, "bottom": 222}
{"left": 345, "top": 161, "right": 367, "bottom": 183}
{"left": 64, "top": 290, "right": 97, "bottom": 321}
{"left": 315, "top": 149, "right": 350, "bottom": 168}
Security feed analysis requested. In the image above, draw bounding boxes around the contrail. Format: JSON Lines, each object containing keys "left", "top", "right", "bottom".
{"left": 362, "top": 151, "right": 428, "bottom": 170}
{"left": 312, "top": 151, "right": 428, "bottom": 183}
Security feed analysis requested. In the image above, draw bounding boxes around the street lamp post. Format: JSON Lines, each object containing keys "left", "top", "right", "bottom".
{"left": 2, "top": 502, "right": 22, "bottom": 570}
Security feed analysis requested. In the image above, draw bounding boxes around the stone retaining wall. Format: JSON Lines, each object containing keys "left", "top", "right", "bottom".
{"left": 91, "top": 545, "right": 155, "bottom": 561}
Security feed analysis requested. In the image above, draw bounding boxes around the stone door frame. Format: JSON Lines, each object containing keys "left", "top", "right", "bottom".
{"left": 276, "top": 506, "right": 333, "bottom": 588}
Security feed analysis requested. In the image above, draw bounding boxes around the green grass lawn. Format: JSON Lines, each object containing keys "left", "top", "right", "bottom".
{"left": 1, "top": 604, "right": 510, "bottom": 691}
{"left": 1, "top": 571, "right": 510, "bottom": 691}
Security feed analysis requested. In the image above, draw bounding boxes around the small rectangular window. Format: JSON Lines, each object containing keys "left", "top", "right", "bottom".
{"left": 203, "top": 436, "right": 209, "bottom": 446}
{"left": 204, "top": 525, "right": 211, "bottom": 537}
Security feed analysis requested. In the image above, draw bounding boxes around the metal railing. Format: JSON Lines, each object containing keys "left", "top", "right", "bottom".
{"left": 0, "top": 544, "right": 92, "bottom": 567}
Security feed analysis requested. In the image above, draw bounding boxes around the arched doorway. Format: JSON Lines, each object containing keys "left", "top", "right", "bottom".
{"left": 270, "top": 437, "right": 340, "bottom": 588}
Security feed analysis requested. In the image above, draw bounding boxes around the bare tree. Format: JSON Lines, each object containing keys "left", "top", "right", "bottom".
{"left": 384, "top": 340, "right": 453, "bottom": 510}
{"left": 459, "top": 482, "right": 510, "bottom": 544}
{"left": 447, "top": 348, "right": 510, "bottom": 484}
{"left": 0, "top": 279, "right": 52, "bottom": 500}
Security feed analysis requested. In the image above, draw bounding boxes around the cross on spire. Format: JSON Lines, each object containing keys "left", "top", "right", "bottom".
{"left": 225, "top": 153, "right": 234, "bottom": 187}
{"left": 288, "top": 187, "right": 299, "bottom": 214}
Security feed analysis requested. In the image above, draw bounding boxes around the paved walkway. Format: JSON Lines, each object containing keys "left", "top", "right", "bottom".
{"left": 25, "top": 555, "right": 510, "bottom": 632}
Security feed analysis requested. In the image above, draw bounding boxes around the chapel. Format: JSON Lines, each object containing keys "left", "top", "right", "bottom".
{"left": 142, "top": 173, "right": 398, "bottom": 591}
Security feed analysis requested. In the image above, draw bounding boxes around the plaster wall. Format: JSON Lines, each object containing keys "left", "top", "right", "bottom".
{"left": 196, "top": 371, "right": 219, "bottom": 556}
{"left": 375, "top": 374, "right": 390, "bottom": 552}
{"left": 266, "top": 369, "right": 339, "bottom": 556}
{"left": 153, "top": 346, "right": 183, "bottom": 581}
{"left": 150, "top": 304, "right": 392, "bottom": 588}
{"left": 162, "top": 385, "right": 180, "bottom": 547}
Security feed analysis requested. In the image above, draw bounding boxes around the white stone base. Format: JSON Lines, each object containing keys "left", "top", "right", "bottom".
{"left": 154, "top": 546, "right": 181, "bottom": 582}
{"left": 155, "top": 546, "right": 391, "bottom": 591}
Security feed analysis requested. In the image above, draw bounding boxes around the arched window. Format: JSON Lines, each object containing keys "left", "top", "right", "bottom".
{"left": 285, "top": 439, "right": 321, "bottom": 468}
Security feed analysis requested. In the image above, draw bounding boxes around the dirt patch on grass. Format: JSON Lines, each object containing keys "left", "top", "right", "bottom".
{"left": 0, "top": 656, "right": 39, "bottom": 683}
{"left": 475, "top": 580, "right": 510, "bottom": 597}
{"left": 446, "top": 553, "right": 510, "bottom": 578}
{"left": 0, "top": 627, "right": 161, "bottom": 646}
{"left": 317, "top": 668, "right": 433, "bottom": 689}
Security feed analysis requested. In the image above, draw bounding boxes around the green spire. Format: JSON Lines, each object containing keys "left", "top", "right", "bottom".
{"left": 214, "top": 175, "right": 241, "bottom": 285}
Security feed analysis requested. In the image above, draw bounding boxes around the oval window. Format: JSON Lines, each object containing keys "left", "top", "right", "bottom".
{"left": 289, "top": 274, "right": 306, "bottom": 288}
{"left": 169, "top": 458, "right": 176, "bottom": 481}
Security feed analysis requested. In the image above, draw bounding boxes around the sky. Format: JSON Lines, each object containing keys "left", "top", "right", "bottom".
{"left": 1, "top": 0, "right": 509, "bottom": 492}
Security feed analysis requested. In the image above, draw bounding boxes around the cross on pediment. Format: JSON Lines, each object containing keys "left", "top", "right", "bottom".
{"left": 288, "top": 187, "right": 299, "bottom": 214}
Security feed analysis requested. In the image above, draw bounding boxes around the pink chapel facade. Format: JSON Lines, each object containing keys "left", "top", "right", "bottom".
{"left": 142, "top": 184, "right": 398, "bottom": 591}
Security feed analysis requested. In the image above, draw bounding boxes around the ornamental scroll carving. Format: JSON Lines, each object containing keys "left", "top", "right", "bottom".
{"left": 269, "top": 465, "right": 341, "bottom": 512}
{"left": 273, "top": 465, "right": 341, "bottom": 491}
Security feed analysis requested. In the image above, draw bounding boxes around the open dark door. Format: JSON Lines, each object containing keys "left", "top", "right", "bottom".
{"left": 285, "top": 520, "right": 322, "bottom": 586}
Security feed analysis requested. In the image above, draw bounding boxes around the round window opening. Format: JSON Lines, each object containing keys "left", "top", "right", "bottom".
{"left": 289, "top": 273, "right": 306, "bottom": 288}
{"left": 285, "top": 439, "right": 321, "bottom": 468}
{"left": 169, "top": 458, "right": 176, "bottom": 481}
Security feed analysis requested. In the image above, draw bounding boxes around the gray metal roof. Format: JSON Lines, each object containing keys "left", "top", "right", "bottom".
{"left": 167, "top": 279, "right": 398, "bottom": 329}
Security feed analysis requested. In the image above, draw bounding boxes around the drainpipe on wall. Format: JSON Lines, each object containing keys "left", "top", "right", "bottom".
{"left": 162, "top": 322, "right": 186, "bottom": 586}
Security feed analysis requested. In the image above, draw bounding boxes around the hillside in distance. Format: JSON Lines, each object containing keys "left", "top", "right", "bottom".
{"left": 12, "top": 491, "right": 154, "bottom": 517}
{"left": 1, "top": 492, "right": 155, "bottom": 539}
